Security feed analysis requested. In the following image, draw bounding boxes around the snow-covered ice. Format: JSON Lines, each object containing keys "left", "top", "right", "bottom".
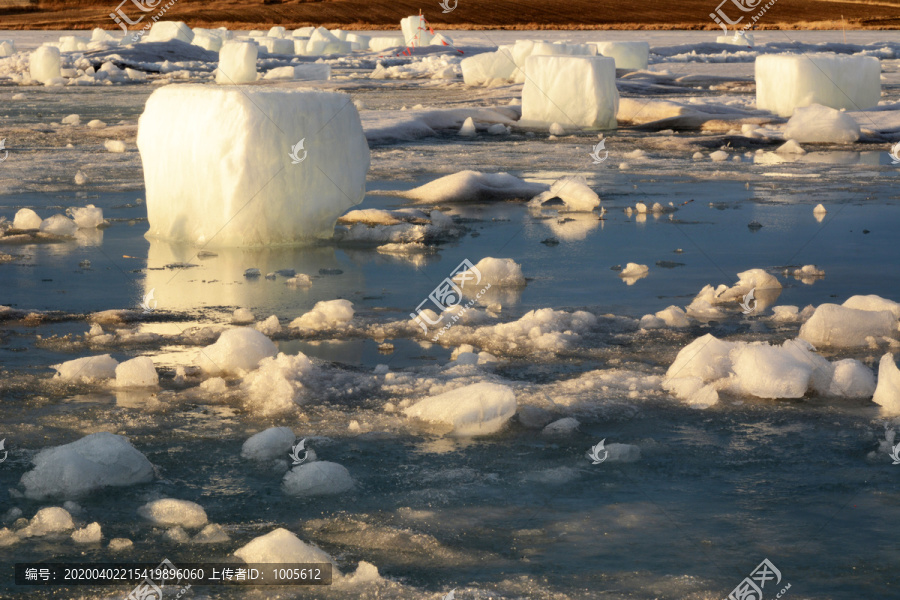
{"left": 282, "top": 461, "right": 354, "bottom": 496}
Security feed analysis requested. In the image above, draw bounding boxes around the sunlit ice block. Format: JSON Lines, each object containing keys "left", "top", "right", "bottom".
{"left": 755, "top": 53, "right": 881, "bottom": 117}
{"left": 137, "top": 85, "right": 370, "bottom": 247}
{"left": 520, "top": 55, "right": 619, "bottom": 130}
{"left": 594, "top": 41, "right": 649, "bottom": 70}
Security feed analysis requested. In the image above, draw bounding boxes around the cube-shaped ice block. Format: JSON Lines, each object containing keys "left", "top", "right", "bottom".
{"left": 136, "top": 85, "right": 371, "bottom": 247}
{"left": 217, "top": 41, "right": 258, "bottom": 84}
{"left": 30, "top": 45, "right": 61, "bottom": 84}
{"left": 594, "top": 41, "right": 649, "bottom": 70}
{"left": 521, "top": 55, "right": 619, "bottom": 130}
{"left": 401, "top": 16, "right": 432, "bottom": 47}
{"left": 755, "top": 53, "right": 881, "bottom": 117}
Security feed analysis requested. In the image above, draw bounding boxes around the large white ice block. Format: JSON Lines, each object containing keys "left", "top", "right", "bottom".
{"left": 461, "top": 49, "right": 516, "bottom": 86}
{"left": 401, "top": 15, "right": 433, "bottom": 47}
{"left": 370, "top": 36, "right": 406, "bottom": 52}
{"left": 594, "top": 41, "right": 649, "bottom": 70}
{"left": 521, "top": 55, "right": 619, "bottom": 130}
{"left": 217, "top": 41, "right": 258, "bottom": 84}
{"left": 755, "top": 53, "right": 881, "bottom": 117}
{"left": 30, "top": 46, "right": 61, "bottom": 84}
{"left": 143, "top": 21, "right": 194, "bottom": 44}
{"left": 137, "top": 85, "right": 370, "bottom": 247}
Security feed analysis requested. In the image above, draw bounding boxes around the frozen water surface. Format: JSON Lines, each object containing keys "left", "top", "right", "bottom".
{"left": 2, "top": 29, "right": 900, "bottom": 600}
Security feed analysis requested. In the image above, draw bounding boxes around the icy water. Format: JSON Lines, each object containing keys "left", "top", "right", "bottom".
{"left": 2, "top": 30, "right": 900, "bottom": 600}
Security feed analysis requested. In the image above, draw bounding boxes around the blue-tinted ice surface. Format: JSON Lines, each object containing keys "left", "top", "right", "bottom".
{"left": 2, "top": 29, "right": 900, "bottom": 600}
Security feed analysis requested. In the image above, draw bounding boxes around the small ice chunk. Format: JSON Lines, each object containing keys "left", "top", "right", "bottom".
{"left": 256, "top": 315, "right": 282, "bottom": 336}
{"left": 799, "top": 304, "right": 896, "bottom": 347}
{"left": 549, "top": 122, "right": 565, "bottom": 135}
{"left": 75, "top": 170, "right": 87, "bottom": 185}
{"left": 461, "top": 48, "right": 516, "bottom": 85}
{"left": 196, "top": 328, "right": 277, "bottom": 374}
{"left": 241, "top": 427, "right": 295, "bottom": 461}
{"left": 620, "top": 263, "right": 649, "bottom": 277}
{"left": 234, "top": 528, "right": 337, "bottom": 568}
{"left": 72, "top": 522, "right": 102, "bottom": 544}
{"left": 487, "top": 123, "right": 509, "bottom": 135}
{"left": 403, "top": 382, "right": 517, "bottom": 436}
{"left": 289, "top": 299, "right": 354, "bottom": 330}
{"left": 104, "top": 140, "right": 126, "bottom": 153}
{"left": 19, "top": 432, "right": 154, "bottom": 499}
{"left": 594, "top": 41, "right": 649, "bottom": 70}
{"left": 241, "top": 352, "right": 314, "bottom": 414}
{"left": 143, "top": 21, "right": 194, "bottom": 44}
{"left": 814, "top": 203, "right": 827, "bottom": 215}
{"left": 776, "top": 139, "right": 806, "bottom": 154}
{"left": 164, "top": 526, "right": 189, "bottom": 543}
{"left": 282, "top": 461, "right": 354, "bottom": 496}
{"left": 710, "top": 150, "right": 728, "bottom": 161}
{"left": 459, "top": 116, "right": 476, "bottom": 136}
{"left": 457, "top": 257, "right": 525, "bottom": 287}
{"left": 30, "top": 46, "right": 62, "bottom": 83}
{"left": 401, "top": 170, "right": 548, "bottom": 204}
{"left": 200, "top": 377, "right": 227, "bottom": 393}
{"left": 39, "top": 214, "right": 78, "bottom": 236}
{"left": 193, "top": 523, "right": 230, "bottom": 544}
{"left": 61, "top": 114, "right": 81, "bottom": 125}
{"left": 53, "top": 354, "right": 119, "bottom": 382}
{"left": 529, "top": 176, "right": 600, "bottom": 211}
{"left": 873, "top": 353, "right": 900, "bottom": 414}
{"left": 67, "top": 205, "right": 104, "bottom": 228}
{"left": 114, "top": 356, "right": 159, "bottom": 388}
{"left": 828, "top": 359, "right": 876, "bottom": 398}
{"left": 138, "top": 499, "right": 208, "bottom": 529}
{"left": 542, "top": 417, "right": 580, "bottom": 436}
{"left": 606, "top": 443, "right": 641, "bottom": 462}
{"left": 109, "top": 538, "right": 133, "bottom": 551}
{"left": 19, "top": 507, "right": 74, "bottom": 537}
{"left": 13, "top": 208, "right": 42, "bottom": 230}
{"left": 232, "top": 308, "right": 255, "bottom": 324}
{"left": 784, "top": 104, "right": 860, "bottom": 143}
{"left": 87, "top": 120, "right": 106, "bottom": 129}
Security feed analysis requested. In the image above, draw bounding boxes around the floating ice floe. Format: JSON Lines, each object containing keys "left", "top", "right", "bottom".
{"left": 686, "top": 269, "right": 782, "bottom": 319}
{"left": 196, "top": 327, "right": 277, "bottom": 374}
{"left": 114, "top": 356, "right": 159, "bottom": 388}
{"left": 20, "top": 432, "right": 154, "bottom": 499}
{"left": 529, "top": 176, "right": 600, "bottom": 211}
{"left": 18, "top": 507, "right": 74, "bottom": 538}
{"left": 783, "top": 104, "right": 860, "bottom": 144}
{"left": 403, "top": 382, "right": 517, "bottom": 436}
{"left": 53, "top": 354, "right": 119, "bottom": 382}
{"left": 241, "top": 427, "right": 296, "bottom": 461}
{"left": 640, "top": 305, "right": 690, "bottom": 329}
{"left": 138, "top": 85, "right": 369, "bottom": 246}
{"left": 843, "top": 294, "right": 900, "bottom": 319}
{"left": 873, "top": 353, "right": 900, "bottom": 414}
{"left": 521, "top": 55, "right": 619, "bottom": 130}
{"left": 40, "top": 214, "right": 78, "bottom": 236}
{"left": 290, "top": 299, "right": 354, "bottom": 331}
{"left": 755, "top": 53, "right": 881, "bottom": 117}
{"left": 138, "top": 498, "right": 208, "bottom": 528}
{"left": 799, "top": 303, "right": 897, "bottom": 348}
{"left": 72, "top": 522, "right": 102, "bottom": 544}
{"left": 397, "top": 170, "right": 549, "bottom": 204}
{"left": 67, "top": 205, "right": 105, "bottom": 228}
{"left": 456, "top": 257, "right": 525, "bottom": 288}
{"left": 619, "top": 263, "right": 649, "bottom": 285}
{"left": 282, "top": 461, "right": 354, "bottom": 496}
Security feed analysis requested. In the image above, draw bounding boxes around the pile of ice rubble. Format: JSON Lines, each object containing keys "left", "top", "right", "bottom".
{"left": 2, "top": 205, "right": 106, "bottom": 240}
